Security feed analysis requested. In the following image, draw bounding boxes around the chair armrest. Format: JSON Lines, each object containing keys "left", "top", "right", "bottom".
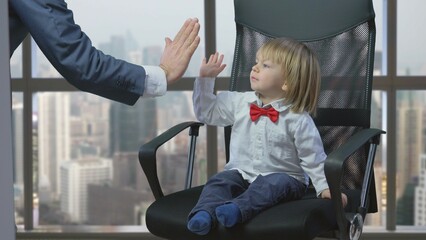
{"left": 324, "top": 128, "right": 385, "bottom": 240}
{"left": 138, "top": 121, "right": 204, "bottom": 200}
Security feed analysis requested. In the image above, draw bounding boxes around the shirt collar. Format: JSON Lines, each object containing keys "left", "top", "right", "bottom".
{"left": 245, "top": 92, "right": 291, "bottom": 112}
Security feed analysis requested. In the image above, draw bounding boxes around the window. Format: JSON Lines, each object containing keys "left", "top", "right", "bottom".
{"left": 397, "top": 0, "right": 426, "bottom": 76}
{"left": 373, "top": 0, "right": 385, "bottom": 76}
{"left": 10, "top": 0, "right": 426, "bottom": 236}
{"left": 12, "top": 93, "right": 24, "bottom": 225}
{"left": 13, "top": 0, "right": 207, "bottom": 229}
{"left": 216, "top": 0, "right": 236, "bottom": 78}
{"left": 215, "top": 0, "right": 236, "bottom": 170}
{"left": 34, "top": 0, "right": 205, "bottom": 78}
{"left": 10, "top": 46, "right": 22, "bottom": 78}
{"left": 33, "top": 91, "right": 208, "bottom": 225}
{"left": 396, "top": 91, "right": 426, "bottom": 226}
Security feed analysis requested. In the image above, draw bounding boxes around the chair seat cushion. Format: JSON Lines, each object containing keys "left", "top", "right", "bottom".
{"left": 145, "top": 186, "right": 360, "bottom": 240}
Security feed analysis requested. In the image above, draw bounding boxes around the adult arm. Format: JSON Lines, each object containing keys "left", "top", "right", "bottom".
{"left": 9, "top": 0, "right": 200, "bottom": 105}
{"left": 10, "top": 0, "right": 144, "bottom": 104}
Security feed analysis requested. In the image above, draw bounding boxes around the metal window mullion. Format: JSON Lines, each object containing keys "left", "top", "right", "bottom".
{"left": 386, "top": 0, "right": 397, "bottom": 231}
{"left": 22, "top": 36, "right": 34, "bottom": 230}
{"left": 204, "top": 0, "right": 218, "bottom": 178}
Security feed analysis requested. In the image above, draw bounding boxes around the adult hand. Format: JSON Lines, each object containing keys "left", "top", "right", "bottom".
{"left": 160, "top": 18, "right": 201, "bottom": 85}
{"left": 320, "top": 189, "right": 348, "bottom": 207}
{"left": 200, "top": 52, "right": 226, "bottom": 78}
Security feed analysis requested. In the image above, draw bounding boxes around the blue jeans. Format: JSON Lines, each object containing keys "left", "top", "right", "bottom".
{"left": 189, "top": 170, "right": 307, "bottom": 223}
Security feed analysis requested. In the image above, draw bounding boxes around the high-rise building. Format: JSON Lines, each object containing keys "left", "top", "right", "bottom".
{"left": 415, "top": 154, "right": 426, "bottom": 226}
{"left": 109, "top": 98, "right": 157, "bottom": 155}
{"left": 38, "top": 92, "right": 71, "bottom": 198}
{"left": 99, "top": 35, "right": 126, "bottom": 60}
{"left": 69, "top": 93, "right": 110, "bottom": 158}
{"left": 12, "top": 103, "right": 23, "bottom": 188}
{"left": 396, "top": 93, "right": 422, "bottom": 196}
{"left": 12, "top": 102, "right": 24, "bottom": 211}
{"left": 60, "top": 157, "right": 112, "bottom": 223}
{"left": 86, "top": 184, "right": 151, "bottom": 225}
{"left": 395, "top": 92, "right": 424, "bottom": 224}
{"left": 112, "top": 152, "right": 150, "bottom": 193}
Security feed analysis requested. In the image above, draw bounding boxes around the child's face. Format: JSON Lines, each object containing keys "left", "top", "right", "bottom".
{"left": 250, "top": 54, "right": 286, "bottom": 99}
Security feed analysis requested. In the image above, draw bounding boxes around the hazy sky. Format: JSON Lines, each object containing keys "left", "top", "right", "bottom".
{"left": 66, "top": 0, "right": 425, "bottom": 74}
{"left": 66, "top": 0, "right": 236, "bottom": 75}
{"left": 67, "top": 0, "right": 234, "bottom": 51}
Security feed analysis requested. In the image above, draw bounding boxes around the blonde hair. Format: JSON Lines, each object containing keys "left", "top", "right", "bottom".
{"left": 257, "top": 38, "right": 321, "bottom": 115}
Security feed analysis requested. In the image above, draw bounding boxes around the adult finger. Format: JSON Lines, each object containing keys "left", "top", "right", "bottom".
{"left": 183, "top": 35, "right": 200, "bottom": 58}
{"left": 172, "top": 18, "right": 192, "bottom": 44}
{"left": 175, "top": 18, "right": 198, "bottom": 47}
{"left": 182, "top": 20, "right": 200, "bottom": 49}
{"left": 164, "top": 37, "right": 172, "bottom": 48}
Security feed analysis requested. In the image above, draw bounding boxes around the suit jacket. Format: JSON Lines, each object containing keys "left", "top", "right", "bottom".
{"left": 9, "top": 0, "right": 144, "bottom": 105}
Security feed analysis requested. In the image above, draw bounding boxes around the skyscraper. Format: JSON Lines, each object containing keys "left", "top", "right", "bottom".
{"left": 395, "top": 92, "right": 424, "bottom": 224}
{"left": 12, "top": 102, "right": 23, "bottom": 188}
{"left": 415, "top": 154, "right": 426, "bottom": 226}
{"left": 109, "top": 98, "right": 157, "bottom": 156}
{"left": 38, "top": 92, "right": 71, "bottom": 199}
{"left": 60, "top": 157, "right": 112, "bottom": 223}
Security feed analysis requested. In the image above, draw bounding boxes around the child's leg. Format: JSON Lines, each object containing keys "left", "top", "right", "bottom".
{"left": 217, "top": 173, "right": 306, "bottom": 226}
{"left": 187, "top": 170, "right": 248, "bottom": 235}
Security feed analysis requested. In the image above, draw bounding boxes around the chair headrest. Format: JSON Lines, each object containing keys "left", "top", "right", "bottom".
{"left": 234, "top": 0, "right": 375, "bottom": 41}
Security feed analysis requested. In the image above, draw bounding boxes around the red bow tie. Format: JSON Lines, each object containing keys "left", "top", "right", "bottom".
{"left": 249, "top": 103, "right": 279, "bottom": 123}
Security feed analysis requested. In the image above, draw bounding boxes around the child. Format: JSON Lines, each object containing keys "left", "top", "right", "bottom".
{"left": 187, "top": 38, "right": 348, "bottom": 235}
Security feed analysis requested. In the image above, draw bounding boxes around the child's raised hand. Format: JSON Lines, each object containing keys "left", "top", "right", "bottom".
{"left": 200, "top": 52, "right": 226, "bottom": 78}
{"left": 320, "top": 189, "right": 348, "bottom": 207}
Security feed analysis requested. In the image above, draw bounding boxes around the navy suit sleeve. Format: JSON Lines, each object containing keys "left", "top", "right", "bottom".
{"left": 9, "top": 0, "right": 146, "bottom": 105}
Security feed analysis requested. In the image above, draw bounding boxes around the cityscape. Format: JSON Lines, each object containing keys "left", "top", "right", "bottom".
{"left": 11, "top": 32, "right": 217, "bottom": 226}
{"left": 10, "top": 31, "right": 426, "bottom": 228}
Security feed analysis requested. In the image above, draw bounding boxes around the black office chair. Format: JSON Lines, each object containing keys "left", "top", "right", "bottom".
{"left": 138, "top": 0, "right": 385, "bottom": 239}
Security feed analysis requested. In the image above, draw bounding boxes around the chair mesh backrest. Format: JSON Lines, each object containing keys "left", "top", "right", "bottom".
{"left": 228, "top": 3, "right": 376, "bottom": 196}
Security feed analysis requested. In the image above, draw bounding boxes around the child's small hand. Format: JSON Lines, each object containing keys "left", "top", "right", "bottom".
{"left": 200, "top": 52, "right": 226, "bottom": 78}
{"left": 320, "top": 189, "right": 348, "bottom": 207}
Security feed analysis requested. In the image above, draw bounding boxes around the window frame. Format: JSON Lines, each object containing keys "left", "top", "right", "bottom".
{"left": 11, "top": 0, "right": 426, "bottom": 237}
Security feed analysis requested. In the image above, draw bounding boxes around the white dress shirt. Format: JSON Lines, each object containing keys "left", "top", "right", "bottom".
{"left": 142, "top": 66, "right": 167, "bottom": 97}
{"left": 193, "top": 77, "right": 329, "bottom": 196}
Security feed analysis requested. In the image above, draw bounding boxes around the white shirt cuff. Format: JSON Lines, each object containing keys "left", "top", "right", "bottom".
{"left": 142, "top": 65, "right": 167, "bottom": 98}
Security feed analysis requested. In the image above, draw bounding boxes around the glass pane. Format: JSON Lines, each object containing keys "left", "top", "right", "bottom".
{"left": 10, "top": 45, "right": 23, "bottom": 78}
{"left": 34, "top": 91, "right": 206, "bottom": 226}
{"left": 215, "top": 0, "right": 236, "bottom": 166}
{"left": 12, "top": 93, "right": 24, "bottom": 225}
{"left": 396, "top": 91, "right": 426, "bottom": 227}
{"left": 397, "top": 0, "right": 426, "bottom": 75}
{"left": 32, "top": 39, "right": 61, "bottom": 78}
{"left": 365, "top": 90, "right": 386, "bottom": 227}
{"left": 373, "top": 0, "right": 385, "bottom": 76}
{"left": 216, "top": 0, "right": 236, "bottom": 77}
{"left": 33, "top": 0, "right": 204, "bottom": 78}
